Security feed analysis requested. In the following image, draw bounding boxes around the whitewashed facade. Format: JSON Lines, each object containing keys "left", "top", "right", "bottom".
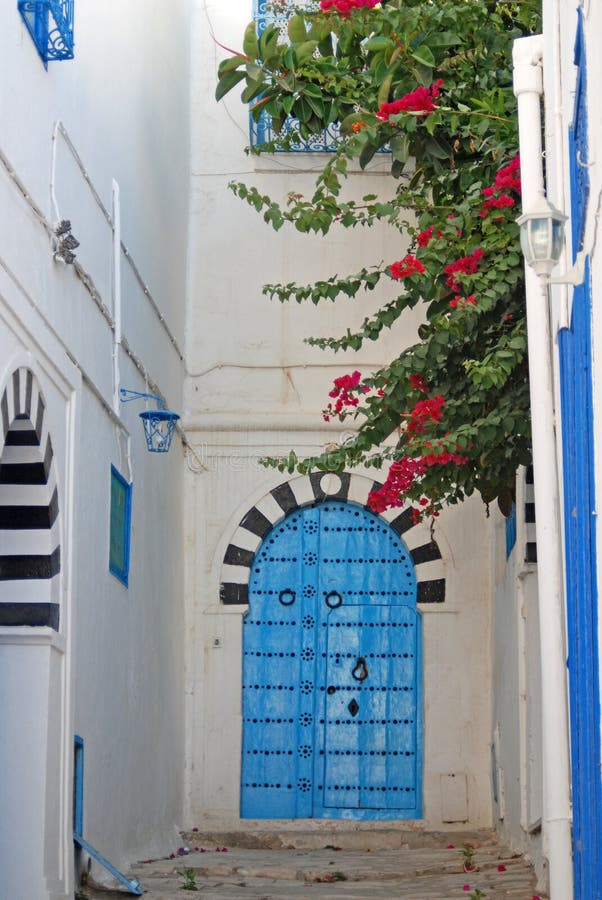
{"left": 0, "top": 3, "right": 190, "bottom": 897}
{"left": 184, "top": 0, "right": 496, "bottom": 837}
{"left": 6, "top": 0, "right": 602, "bottom": 898}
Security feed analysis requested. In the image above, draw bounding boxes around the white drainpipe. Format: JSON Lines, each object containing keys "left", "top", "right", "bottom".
{"left": 112, "top": 179, "right": 122, "bottom": 415}
{"left": 513, "top": 35, "right": 574, "bottom": 900}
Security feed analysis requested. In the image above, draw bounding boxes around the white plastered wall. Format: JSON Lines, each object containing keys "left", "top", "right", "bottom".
{"left": 184, "top": 0, "right": 495, "bottom": 832}
{"left": 0, "top": 1, "right": 190, "bottom": 894}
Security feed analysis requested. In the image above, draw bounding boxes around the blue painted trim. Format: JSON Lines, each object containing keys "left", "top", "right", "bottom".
{"left": 74, "top": 835, "right": 143, "bottom": 895}
{"left": 505, "top": 503, "right": 517, "bottom": 559}
{"left": 109, "top": 465, "right": 132, "bottom": 587}
{"left": 559, "top": 257, "right": 602, "bottom": 900}
{"left": 73, "top": 735, "right": 84, "bottom": 837}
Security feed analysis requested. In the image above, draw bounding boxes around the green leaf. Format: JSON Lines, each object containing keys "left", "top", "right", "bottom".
{"left": 215, "top": 69, "right": 246, "bottom": 102}
{"left": 288, "top": 14, "right": 307, "bottom": 43}
{"left": 424, "top": 136, "right": 452, "bottom": 160}
{"left": 218, "top": 55, "right": 248, "bottom": 77}
{"left": 363, "top": 36, "right": 394, "bottom": 52}
{"left": 241, "top": 78, "right": 265, "bottom": 103}
{"left": 410, "top": 45, "right": 436, "bottom": 68}
{"left": 296, "top": 40, "right": 319, "bottom": 62}
{"left": 242, "top": 22, "right": 259, "bottom": 60}
{"left": 427, "top": 31, "right": 462, "bottom": 47}
{"left": 359, "top": 142, "right": 378, "bottom": 170}
{"left": 390, "top": 135, "right": 410, "bottom": 165}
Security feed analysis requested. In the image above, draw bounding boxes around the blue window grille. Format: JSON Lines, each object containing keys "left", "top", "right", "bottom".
{"left": 18, "top": 1, "right": 74, "bottom": 67}
{"left": 505, "top": 502, "right": 517, "bottom": 559}
{"left": 251, "top": 0, "right": 341, "bottom": 151}
{"left": 109, "top": 466, "right": 132, "bottom": 587}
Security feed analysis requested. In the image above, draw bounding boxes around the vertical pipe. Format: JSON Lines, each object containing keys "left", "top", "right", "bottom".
{"left": 513, "top": 35, "right": 574, "bottom": 900}
{"left": 112, "top": 180, "right": 122, "bottom": 415}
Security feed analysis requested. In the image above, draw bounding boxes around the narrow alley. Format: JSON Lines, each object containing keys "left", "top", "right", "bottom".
{"left": 78, "top": 830, "right": 543, "bottom": 900}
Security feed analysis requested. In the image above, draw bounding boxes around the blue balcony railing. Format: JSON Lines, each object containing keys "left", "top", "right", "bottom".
{"left": 18, "top": 1, "right": 74, "bottom": 66}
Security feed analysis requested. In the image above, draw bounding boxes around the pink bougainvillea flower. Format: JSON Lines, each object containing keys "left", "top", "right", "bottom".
{"left": 478, "top": 155, "right": 521, "bottom": 217}
{"left": 444, "top": 248, "right": 484, "bottom": 293}
{"left": 388, "top": 254, "right": 426, "bottom": 280}
{"left": 417, "top": 225, "right": 434, "bottom": 247}
{"left": 449, "top": 294, "right": 477, "bottom": 310}
{"left": 497, "top": 864, "right": 507, "bottom": 872}
{"left": 321, "top": 0, "right": 379, "bottom": 14}
{"left": 409, "top": 373, "right": 429, "bottom": 394}
{"left": 377, "top": 80, "right": 443, "bottom": 120}
{"left": 462, "top": 887, "right": 471, "bottom": 893}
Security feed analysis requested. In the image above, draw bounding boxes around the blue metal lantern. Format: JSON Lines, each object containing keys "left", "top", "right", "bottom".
{"left": 119, "top": 389, "right": 180, "bottom": 453}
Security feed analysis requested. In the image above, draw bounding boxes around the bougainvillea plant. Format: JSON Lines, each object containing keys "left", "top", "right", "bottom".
{"left": 216, "top": 0, "right": 541, "bottom": 519}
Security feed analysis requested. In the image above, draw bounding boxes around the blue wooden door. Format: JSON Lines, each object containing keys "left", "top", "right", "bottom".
{"left": 241, "top": 500, "right": 422, "bottom": 820}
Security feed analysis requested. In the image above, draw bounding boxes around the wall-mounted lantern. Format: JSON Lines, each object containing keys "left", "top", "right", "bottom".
{"left": 517, "top": 195, "right": 567, "bottom": 276}
{"left": 119, "top": 389, "right": 180, "bottom": 453}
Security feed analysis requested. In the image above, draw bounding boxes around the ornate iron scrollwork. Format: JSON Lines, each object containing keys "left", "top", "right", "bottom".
{"left": 325, "top": 591, "right": 343, "bottom": 609}
{"left": 278, "top": 588, "right": 296, "bottom": 606}
{"left": 352, "top": 657, "right": 369, "bottom": 682}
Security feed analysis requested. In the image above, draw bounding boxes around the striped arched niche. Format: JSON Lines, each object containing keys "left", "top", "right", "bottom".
{"left": 220, "top": 472, "right": 445, "bottom": 606}
{"left": 0, "top": 367, "right": 61, "bottom": 629}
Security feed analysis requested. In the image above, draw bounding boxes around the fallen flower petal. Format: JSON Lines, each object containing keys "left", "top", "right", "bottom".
{"left": 497, "top": 864, "right": 507, "bottom": 871}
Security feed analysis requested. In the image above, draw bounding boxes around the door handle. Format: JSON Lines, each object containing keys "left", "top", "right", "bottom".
{"left": 352, "top": 657, "right": 369, "bottom": 682}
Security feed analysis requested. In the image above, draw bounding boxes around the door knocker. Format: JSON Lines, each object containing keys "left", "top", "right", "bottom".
{"left": 278, "top": 588, "right": 296, "bottom": 606}
{"left": 352, "top": 657, "right": 369, "bottom": 682}
{"left": 325, "top": 590, "right": 343, "bottom": 609}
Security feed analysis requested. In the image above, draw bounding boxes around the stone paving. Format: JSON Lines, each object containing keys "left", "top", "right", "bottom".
{"left": 79, "top": 830, "right": 546, "bottom": 900}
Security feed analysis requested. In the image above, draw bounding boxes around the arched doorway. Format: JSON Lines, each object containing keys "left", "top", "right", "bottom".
{"left": 0, "top": 366, "right": 61, "bottom": 627}
{"left": 241, "top": 500, "right": 422, "bottom": 820}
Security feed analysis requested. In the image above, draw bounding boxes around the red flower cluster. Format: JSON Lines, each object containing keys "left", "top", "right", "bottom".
{"left": 449, "top": 294, "right": 476, "bottom": 309}
{"left": 368, "top": 457, "right": 427, "bottom": 512}
{"left": 417, "top": 225, "right": 434, "bottom": 247}
{"left": 479, "top": 155, "right": 521, "bottom": 218}
{"left": 377, "top": 80, "right": 443, "bottom": 121}
{"left": 323, "top": 370, "right": 367, "bottom": 420}
{"left": 407, "top": 395, "right": 445, "bottom": 433}
{"left": 388, "top": 254, "right": 426, "bottom": 280}
{"left": 409, "top": 373, "right": 429, "bottom": 394}
{"left": 320, "top": 0, "right": 379, "bottom": 14}
{"left": 367, "top": 446, "right": 467, "bottom": 513}
{"left": 422, "top": 447, "right": 467, "bottom": 467}
{"left": 444, "top": 248, "right": 484, "bottom": 293}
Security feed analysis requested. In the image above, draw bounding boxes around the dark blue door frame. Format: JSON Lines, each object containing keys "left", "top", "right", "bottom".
{"left": 559, "top": 260, "right": 602, "bottom": 900}
{"left": 558, "top": 13, "right": 602, "bottom": 896}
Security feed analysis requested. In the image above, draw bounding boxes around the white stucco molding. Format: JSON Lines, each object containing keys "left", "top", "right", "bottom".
{"left": 219, "top": 472, "right": 445, "bottom": 607}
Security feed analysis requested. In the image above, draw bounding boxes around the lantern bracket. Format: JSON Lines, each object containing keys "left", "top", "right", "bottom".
{"left": 548, "top": 250, "right": 586, "bottom": 286}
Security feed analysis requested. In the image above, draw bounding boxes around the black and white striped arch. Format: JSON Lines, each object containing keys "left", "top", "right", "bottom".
{"left": 220, "top": 472, "right": 445, "bottom": 606}
{"left": 0, "top": 368, "right": 61, "bottom": 629}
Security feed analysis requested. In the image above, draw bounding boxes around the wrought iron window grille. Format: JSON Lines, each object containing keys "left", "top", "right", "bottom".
{"left": 18, "top": 1, "right": 74, "bottom": 67}
{"left": 252, "top": 0, "right": 337, "bottom": 152}
{"left": 251, "top": 1, "right": 389, "bottom": 155}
